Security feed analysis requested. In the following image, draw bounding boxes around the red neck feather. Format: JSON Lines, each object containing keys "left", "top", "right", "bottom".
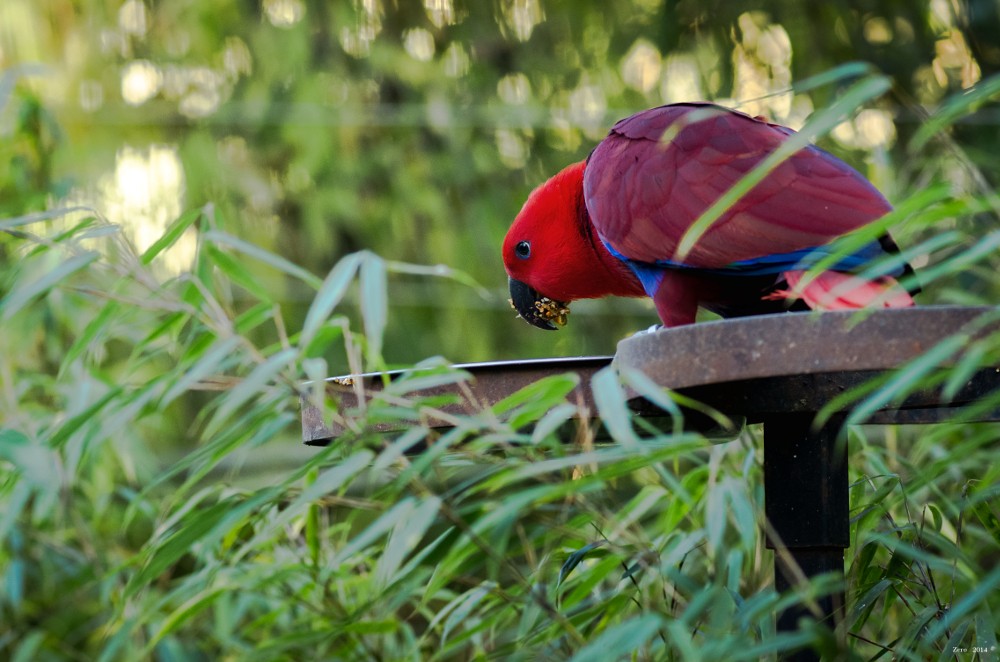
{"left": 504, "top": 161, "right": 644, "bottom": 302}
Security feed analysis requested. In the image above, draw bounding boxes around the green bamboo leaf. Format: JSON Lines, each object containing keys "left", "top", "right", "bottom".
{"left": 968, "top": 483, "right": 1000, "bottom": 546}
{"left": 145, "top": 584, "right": 231, "bottom": 651}
{"left": 375, "top": 495, "right": 442, "bottom": 587}
{"left": 59, "top": 301, "right": 122, "bottom": 376}
{"left": 360, "top": 251, "right": 388, "bottom": 364}
{"left": 332, "top": 497, "right": 419, "bottom": 565}
{"left": 843, "top": 333, "right": 968, "bottom": 426}
{"left": 561, "top": 554, "right": 622, "bottom": 609}
{"left": 145, "top": 411, "right": 295, "bottom": 496}
{"left": 133, "top": 311, "right": 187, "bottom": 358}
{"left": 570, "top": 613, "right": 664, "bottom": 662}
{"left": 910, "top": 73, "right": 1000, "bottom": 152}
{"left": 124, "top": 499, "right": 229, "bottom": 600}
{"left": 11, "top": 631, "right": 45, "bottom": 662}
{"left": 299, "top": 252, "right": 362, "bottom": 348}
{"left": 160, "top": 335, "right": 243, "bottom": 406}
{"left": 45, "top": 387, "right": 122, "bottom": 451}
{"left": 386, "top": 259, "right": 491, "bottom": 299}
{"left": 925, "top": 566, "right": 1000, "bottom": 640}
{"left": 125, "top": 488, "right": 279, "bottom": 599}
{"left": 204, "top": 244, "right": 271, "bottom": 300}
{"left": 441, "top": 583, "right": 494, "bottom": 645}
{"left": 591, "top": 367, "right": 641, "bottom": 448}
{"left": 492, "top": 372, "right": 579, "bottom": 429}
{"left": 909, "top": 231, "right": 1000, "bottom": 288}
{"left": 0, "top": 429, "right": 56, "bottom": 487}
{"left": 238, "top": 450, "right": 373, "bottom": 556}
{"left": 558, "top": 541, "right": 605, "bottom": 587}
{"left": 203, "top": 348, "right": 298, "bottom": 437}
{"left": 529, "top": 402, "right": 578, "bottom": 443}
{"left": 943, "top": 621, "right": 974, "bottom": 662}
{"left": 942, "top": 340, "right": 990, "bottom": 401}
{"left": 141, "top": 207, "right": 203, "bottom": 265}
{"left": 203, "top": 230, "right": 322, "bottom": 288}
{"left": 1, "top": 251, "right": 99, "bottom": 319}
{"left": 851, "top": 578, "right": 892, "bottom": 629}
{"left": 383, "top": 363, "right": 471, "bottom": 397}
{"left": 975, "top": 610, "right": 998, "bottom": 659}
{"left": 790, "top": 62, "right": 878, "bottom": 94}
{"left": 234, "top": 301, "right": 274, "bottom": 335}
{"left": 0, "top": 206, "right": 95, "bottom": 231}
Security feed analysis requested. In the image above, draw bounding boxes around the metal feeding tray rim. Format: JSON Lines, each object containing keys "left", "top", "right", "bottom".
{"left": 301, "top": 305, "right": 1000, "bottom": 442}
{"left": 615, "top": 305, "right": 1000, "bottom": 390}
{"left": 302, "top": 356, "right": 614, "bottom": 443}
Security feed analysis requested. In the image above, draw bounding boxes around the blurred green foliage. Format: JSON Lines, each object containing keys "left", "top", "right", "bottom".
{"left": 2, "top": 0, "right": 1000, "bottom": 364}
{"left": 1, "top": 0, "right": 1000, "bottom": 659}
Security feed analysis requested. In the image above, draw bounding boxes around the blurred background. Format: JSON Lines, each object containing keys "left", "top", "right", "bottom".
{"left": 2, "top": 4, "right": 1000, "bottom": 657}
{"left": 1, "top": 0, "right": 999, "bottom": 367}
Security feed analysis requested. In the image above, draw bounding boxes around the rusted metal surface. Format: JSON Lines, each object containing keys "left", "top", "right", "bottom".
{"left": 616, "top": 306, "right": 999, "bottom": 390}
{"left": 618, "top": 306, "right": 1000, "bottom": 424}
{"left": 303, "top": 306, "right": 1000, "bottom": 443}
{"left": 642, "top": 368, "right": 1000, "bottom": 424}
{"left": 301, "top": 357, "right": 612, "bottom": 444}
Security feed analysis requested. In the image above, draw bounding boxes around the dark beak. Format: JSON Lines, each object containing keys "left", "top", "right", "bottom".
{"left": 508, "top": 277, "right": 565, "bottom": 331}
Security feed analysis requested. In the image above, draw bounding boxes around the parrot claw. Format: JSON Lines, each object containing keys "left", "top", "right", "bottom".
{"left": 632, "top": 324, "right": 662, "bottom": 337}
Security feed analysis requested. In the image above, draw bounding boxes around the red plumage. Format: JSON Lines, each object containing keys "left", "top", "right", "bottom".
{"left": 503, "top": 103, "right": 915, "bottom": 330}
{"left": 586, "top": 103, "right": 892, "bottom": 266}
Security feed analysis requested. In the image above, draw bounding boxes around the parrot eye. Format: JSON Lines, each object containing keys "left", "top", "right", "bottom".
{"left": 515, "top": 241, "right": 531, "bottom": 259}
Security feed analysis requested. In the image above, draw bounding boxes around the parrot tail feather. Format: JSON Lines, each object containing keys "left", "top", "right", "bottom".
{"left": 768, "top": 270, "right": 914, "bottom": 310}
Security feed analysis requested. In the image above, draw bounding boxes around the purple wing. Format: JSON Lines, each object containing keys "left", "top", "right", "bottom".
{"left": 582, "top": 103, "right": 893, "bottom": 268}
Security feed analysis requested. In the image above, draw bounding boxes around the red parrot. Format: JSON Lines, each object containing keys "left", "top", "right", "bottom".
{"left": 503, "top": 103, "right": 917, "bottom": 330}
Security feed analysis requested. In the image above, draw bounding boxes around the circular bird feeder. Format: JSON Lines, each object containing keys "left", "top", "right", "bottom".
{"left": 300, "top": 305, "right": 1000, "bottom": 661}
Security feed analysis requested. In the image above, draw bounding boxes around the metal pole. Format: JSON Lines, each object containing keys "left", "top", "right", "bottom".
{"left": 764, "top": 413, "right": 849, "bottom": 661}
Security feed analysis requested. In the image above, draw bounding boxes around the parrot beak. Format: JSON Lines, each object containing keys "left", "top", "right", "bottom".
{"left": 508, "top": 277, "right": 569, "bottom": 331}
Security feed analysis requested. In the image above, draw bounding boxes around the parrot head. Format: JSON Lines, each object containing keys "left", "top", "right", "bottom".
{"left": 503, "top": 161, "right": 642, "bottom": 330}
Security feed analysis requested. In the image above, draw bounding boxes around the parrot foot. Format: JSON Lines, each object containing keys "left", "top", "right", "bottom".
{"left": 632, "top": 324, "right": 663, "bottom": 337}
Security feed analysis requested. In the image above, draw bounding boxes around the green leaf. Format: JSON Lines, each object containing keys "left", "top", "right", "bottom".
{"left": 492, "top": 372, "right": 579, "bottom": 429}
{"left": 925, "top": 566, "right": 1000, "bottom": 640}
{"left": 238, "top": 450, "right": 373, "bottom": 557}
{"left": 11, "top": 631, "right": 45, "bottom": 662}
{"left": 790, "top": 61, "right": 879, "bottom": 94}
{"left": 851, "top": 578, "right": 892, "bottom": 629}
{"left": 376, "top": 495, "right": 442, "bottom": 587}
{"left": 910, "top": 73, "right": 1000, "bottom": 152}
{"left": 141, "top": 207, "right": 203, "bottom": 265}
{"left": 591, "top": 366, "right": 640, "bottom": 447}
{"left": 360, "top": 252, "right": 388, "bottom": 364}
{"left": 203, "top": 230, "right": 322, "bottom": 288}
{"left": 968, "top": 482, "right": 1000, "bottom": 546}
{"left": 1, "top": 250, "right": 99, "bottom": 319}
{"left": 570, "top": 613, "right": 664, "bottom": 662}
{"left": 835, "top": 331, "right": 969, "bottom": 426}
{"left": 0, "top": 206, "right": 94, "bottom": 231}
{"left": 561, "top": 553, "right": 622, "bottom": 609}
{"left": 204, "top": 244, "right": 271, "bottom": 300}
{"left": 299, "top": 252, "right": 363, "bottom": 348}
{"left": 60, "top": 300, "right": 122, "bottom": 377}
{"left": 160, "top": 335, "right": 243, "bottom": 406}
{"left": 558, "top": 541, "right": 605, "bottom": 587}
{"left": 125, "top": 488, "right": 279, "bottom": 599}
{"left": 440, "top": 583, "right": 495, "bottom": 645}
{"left": 203, "top": 348, "right": 298, "bottom": 437}
{"left": 386, "top": 259, "right": 490, "bottom": 299}
{"left": 145, "top": 584, "right": 232, "bottom": 651}
{"left": 0, "top": 429, "right": 58, "bottom": 488}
